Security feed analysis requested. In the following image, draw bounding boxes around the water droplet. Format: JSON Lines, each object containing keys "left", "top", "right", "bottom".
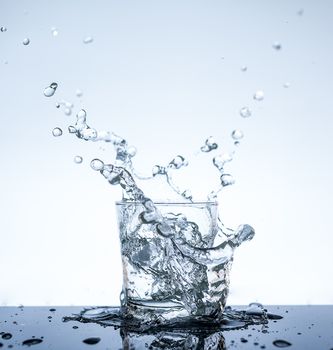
{"left": 51, "top": 27, "right": 58, "bottom": 36}
{"left": 22, "top": 38, "right": 30, "bottom": 45}
{"left": 0, "top": 26, "right": 7, "bottom": 32}
{"left": 240, "top": 106, "right": 252, "bottom": 118}
{"left": 213, "top": 153, "right": 233, "bottom": 170}
{"left": 127, "top": 146, "right": 137, "bottom": 157}
{"left": 73, "top": 325, "right": 79, "bottom": 329}
{"left": 68, "top": 126, "right": 76, "bottom": 133}
{"left": 76, "top": 89, "right": 83, "bottom": 97}
{"left": 64, "top": 108, "right": 72, "bottom": 116}
{"left": 272, "top": 339, "right": 292, "bottom": 348}
{"left": 52, "top": 127, "right": 62, "bottom": 137}
{"left": 49, "top": 308, "right": 56, "bottom": 312}
{"left": 152, "top": 165, "right": 165, "bottom": 176}
{"left": 283, "top": 82, "right": 290, "bottom": 88}
{"left": 231, "top": 129, "right": 244, "bottom": 140}
{"left": 169, "top": 155, "right": 187, "bottom": 169}
{"left": 253, "top": 90, "right": 264, "bottom": 101}
{"left": 240, "top": 338, "right": 248, "bottom": 343}
{"left": 201, "top": 136, "right": 218, "bottom": 152}
{"left": 55, "top": 102, "right": 60, "bottom": 108}
{"left": 220, "top": 174, "right": 235, "bottom": 187}
{"left": 1, "top": 333, "right": 12, "bottom": 340}
{"left": 297, "top": 8, "right": 304, "bottom": 16}
{"left": 22, "top": 339, "right": 43, "bottom": 346}
{"left": 83, "top": 36, "right": 93, "bottom": 44}
{"left": 74, "top": 156, "right": 83, "bottom": 164}
{"left": 272, "top": 41, "right": 282, "bottom": 50}
{"left": 241, "top": 65, "right": 247, "bottom": 72}
{"left": 43, "top": 82, "right": 58, "bottom": 97}
{"left": 82, "top": 337, "right": 100, "bottom": 345}
{"left": 90, "top": 159, "right": 104, "bottom": 171}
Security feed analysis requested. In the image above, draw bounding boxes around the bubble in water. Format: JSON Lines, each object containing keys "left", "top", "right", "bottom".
{"left": 240, "top": 107, "right": 252, "bottom": 118}
{"left": 241, "top": 66, "right": 247, "bottom": 72}
{"left": 272, "top": 339, "right": 292, "bottom": 348}
{"left": 253, "top": 90, "right": 264, "bottom": 101}
{"left": 22, "top": 38, "right": 30, "bottom": 45}
{"left": 2, "top": 333, "right": 12, "bottom": 340}
{"left": 201, "top": 136, "right": 218, "bottom": 152}
{"left": 90, "top": 159, "right": 104, "bottom": 171}
{"left": 74, "top": 156, "right": 83, "bottom": 164}
{"left": 82, "top": 337, "right": 100, "bottom": 345}
{"left": 283, "top": 82, "right": 290, "bottom": 88}
{"left": 272, "top": 41, "right": 282, "bottom": 50}
{"left": 0, "top": 26, "right": 7, "bottom": 32}
{"left": 220, "top": 174, "right": 235, "bottom": 187}
{"left": 52, "top": 127, "right": 62, "bottom": 137}
{"left": 83, "top": 36, "right": 93, "bottom": 44}
{"left": 51, "top": 27, "right": 58, "bottom": 36}
{"left": 43, "top": 82, "right": 58, "bottom": 97}
{"left": 231, "top": 129, "right": 244, "bottom": 140}
{"left": 76, "top": 89, "right": 83, "bottom": 97}
{"left": 22, "top": 338, "right": 43, "bottom": 346}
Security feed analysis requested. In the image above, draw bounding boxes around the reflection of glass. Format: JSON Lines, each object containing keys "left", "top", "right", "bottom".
{"left": 116, "top": 201, "right": 233, "bottom": 322}
{"left": 120, "top": 327, "right": 226, "bottom": 350}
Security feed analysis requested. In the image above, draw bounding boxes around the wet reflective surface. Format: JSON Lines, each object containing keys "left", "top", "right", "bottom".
{"left": 0, "top": 306, "right": 332, "bottom": 349}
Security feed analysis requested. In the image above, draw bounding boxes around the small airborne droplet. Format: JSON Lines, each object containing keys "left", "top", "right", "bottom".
{"left": 231, "top": 129, "right": 244, "bottom": 140}
{"left": 241, "top": 66, "right": 247, "bottom": 72}
{"left": 240, "top": 106, "right": 252, "bottom": 118}
{"left": 0, "top": 26, "right": 7, "bottom": 32}
{"left": 2, "top": 333, "right": 12, "bottom": 340}
{"left": 74, "top": 156, "right": 83, "bottom": 164}
{"left": 22, "top": 338, "right": 43, "bottom": 346}
{"left": 220, "top": 174, "right": 235, "bottom": 187}
{"left": 51, "top": 27, "right": 58, "bottom": 36}
{"left": 82, "top": 337, "right": 101, "bottom": 345}
{"left": 22, "top": 38, "right": 30, "bottom": 45}
{"left": 52, "top": 127, "right": 62, "bottom": 137}
{"left": 64, "top": 108, "right": 72, "bottom": 116}
{"left": 272, "top": 41, "right": 282, "bottom": 50}
{"left": 253, "top": 90, "right": 264, "bottom": 101}
{"left": 283, "top": 82, "right": 290, "bottom": 88}
{"left": 90, "top": 159, "right": 104, "bottom": 171}
{"left": 76, "top": 89, "right": 83, "bottom": 97}
{"left": 272, "top": 339, "right": 292, "bottom": 348}
{"left": 83, "top": 36, "right": 93, "bottom": 44}
{"left": 43, "top": 82, "right": 58, "bottom": 97}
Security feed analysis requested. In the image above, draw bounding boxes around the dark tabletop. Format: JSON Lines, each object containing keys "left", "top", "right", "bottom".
{"left": 0, "top": 306, "right": 332, "bottom": 349}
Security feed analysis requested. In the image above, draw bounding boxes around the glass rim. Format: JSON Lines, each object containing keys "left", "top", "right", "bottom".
{"left": 115, "top": 200, "right": 218, "bottom": 206}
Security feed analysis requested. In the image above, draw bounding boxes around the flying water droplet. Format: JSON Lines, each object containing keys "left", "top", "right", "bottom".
{"left": 201, "top": 136, "right": 218, "bottom": 152}
{"left": 253, "top": 90, "right": 264, "bottom": 101}
{"left": 52, "top": 127, "right": 62, "bottom": 137}
{"left": 74, "top": 156, "right": 83, "bottom": 164}
{"left": 241, "top": 66, "right": 247, "bottom": 72}
{"left": 43, "top": 82, "right": 58, "bottom": 97}
{"left": 213, "top": 153, "right": 233, "bottom": 170}
{"left": 297, "top": 8, "right": 304, "bottom": 16}
{"left": 76, "top": 89, "right": 83, "bottom": 97}
{"left": 240, "top": 107, "right": 252, "bottom": 118}
{"left": 51, "top": 27, "right": 58, "bottom": 36}
{"left": 272, "top": 339, "right": 292, "bottom": 348}
{"left": 90, "top": 159, "right": 104, "bottom": 171}
{"left": 68, "top": 126, "right": 76, "bottom": 133}
{"left": 22, "top": 338, "right": 43, "bottom": 346}
{"left": 272, "top": 41, "right": 282, "bottom": 50}
{"left": 2, "top": 333, "right": 12, "bottom": 340}
{"left": 220, "top": 173, "right": 235, "bottom": 187}
{"left": 283, "top": 82, "right": 290, "bottom": 88}
{"left": 83, "top": 36, "right": 93, "bottom": 44}
{"left": 22, "top": 38, "right": 30, "bottom": 45}
{"left": 231, "top": 129, "right": 244, "bottom": 140}
{"left": 82, "top": 337, "right": 100, "bottom": 345}
{"left": 169, "top": 155, "right": 187, "bottom": 169}
{"left": 64, "top": 107, "right": 72, "bottom": 116}
{"left": 0, "top": 26, "right": 7, "bottom": 32}
{"left": 55, "top": 102, "right": 60, "bottom": 108}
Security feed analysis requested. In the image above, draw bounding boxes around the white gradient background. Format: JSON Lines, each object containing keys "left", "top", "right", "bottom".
{"left": 0, "top": 0, "right": 332, "bottom": 306}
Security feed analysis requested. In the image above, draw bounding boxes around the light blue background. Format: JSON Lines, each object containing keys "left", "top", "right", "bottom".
{"left": 0, "top": 0, "right": 332, "bottom": 305}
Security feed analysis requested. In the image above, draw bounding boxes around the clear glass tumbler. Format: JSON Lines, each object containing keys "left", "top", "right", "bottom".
{"left": 116, "top": 201, "right": 233, "bottom": 322}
